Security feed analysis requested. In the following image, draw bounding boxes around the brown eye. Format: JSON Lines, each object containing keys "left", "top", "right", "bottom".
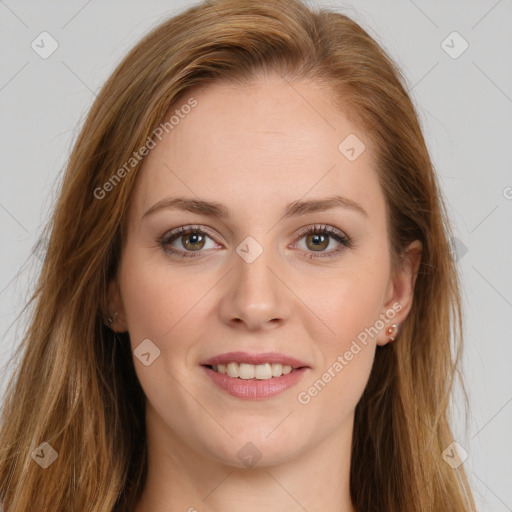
{"left": 305, "top": 233, "right": 329, "bottom": 251}
{"left": 294, "top": 224, "right": 352, "bottom": 259}
{"left": 160, "top": 225, "right": 220, "bottom": 259}
{"left": 181, "top": 232, "right": 206, "bottom": 251}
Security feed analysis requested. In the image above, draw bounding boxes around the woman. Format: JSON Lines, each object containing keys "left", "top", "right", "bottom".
{"left": 0, "top": 0, "right": 477, "bottom": 510}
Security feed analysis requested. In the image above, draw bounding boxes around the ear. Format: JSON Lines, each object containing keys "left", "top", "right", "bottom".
{"left": 376, "top": 239, "right": 423, "bottom": 346}
{"left": 106, "top": 279, "right": 128, "bottom": 333}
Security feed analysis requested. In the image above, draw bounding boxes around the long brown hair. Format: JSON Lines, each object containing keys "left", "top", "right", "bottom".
{"left": 0, "top": 0, "right": 476, "bottom": 510}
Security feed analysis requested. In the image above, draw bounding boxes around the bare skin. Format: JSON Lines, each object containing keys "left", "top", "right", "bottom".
{"left": 108, "top": 71, "right": 422, "bottom": 512}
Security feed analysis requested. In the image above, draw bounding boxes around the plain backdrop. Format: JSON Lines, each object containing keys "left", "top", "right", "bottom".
{"left": 0, "top": 0, "right": 511, "bottom": 510}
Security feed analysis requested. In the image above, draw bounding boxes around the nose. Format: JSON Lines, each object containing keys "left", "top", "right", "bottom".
{"left": 218, "top": 243, "right": 291, "bottom": 331}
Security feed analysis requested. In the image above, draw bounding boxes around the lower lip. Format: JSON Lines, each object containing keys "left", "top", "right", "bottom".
{"left": 202, "top": 366, "right": 308, "bottom": 400}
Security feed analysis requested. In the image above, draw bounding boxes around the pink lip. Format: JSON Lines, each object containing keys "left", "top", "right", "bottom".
{"left": 202, "top": 366, "right": 309, "bottom": 400}
{"left": 200, "top": 351, "right": 309, "bottom": 369}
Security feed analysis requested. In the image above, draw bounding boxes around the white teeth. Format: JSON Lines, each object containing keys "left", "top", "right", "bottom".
{"left": 239, "top": 363, "right": 255, "bottom": 379}
{"left": 226, "top": 362, "right": 239, "bottom": 378}
{"left": 271, "top": 363, "right": 283, "bottom": 377}
{"left": 211, "top": 362, "right": 295, "bottom": 379}
{"left": 255, "top": 363, "right": 272, "bottom": 380}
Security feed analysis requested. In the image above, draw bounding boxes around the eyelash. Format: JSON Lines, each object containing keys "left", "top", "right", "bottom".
{"left": 158, "top": 224, "right": 352, "bottom": 261}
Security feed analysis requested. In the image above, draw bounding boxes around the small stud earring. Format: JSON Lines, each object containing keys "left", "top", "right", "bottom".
{"left": 385, "top": 323, "right": 399, "bottom": 341}
{"left": 107, "top": 311, "right": 119, "bottom": 327}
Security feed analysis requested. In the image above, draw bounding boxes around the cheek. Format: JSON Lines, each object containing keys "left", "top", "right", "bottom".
{"left": 297, "top": 278, "right": 382, "bottom": 422}
{"left": 296, "top": 252, "right": 389, "bottom": 410}
{"left": 119, "top": 250, "right": 207, "bottom": 340}
{"left": 118, "top": 251, "right": 224, "bottom": 387}
{"left": 118, "top": 254, "right": 210, "bottom": 402}
{"left": 296, "top": 345, "right": 375, "bottom": 433}
{"left": 310, "top": 253, "right": 390, "bottom": 346}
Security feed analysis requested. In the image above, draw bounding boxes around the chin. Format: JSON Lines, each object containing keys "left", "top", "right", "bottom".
{"left": 199, "top": 427, "right": 305, "bottom": 469}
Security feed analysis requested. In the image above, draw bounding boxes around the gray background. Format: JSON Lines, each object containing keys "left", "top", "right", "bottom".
{"left": 1, "top": 0, "right": 511, "bottom": 509}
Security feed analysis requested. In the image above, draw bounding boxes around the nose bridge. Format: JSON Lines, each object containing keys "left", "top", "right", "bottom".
{"left": 220, "top": 234, "right": 290, "bottom": 329}
{"left": 236, "top": 242, "right": 274, "bottom": 290}
{"left": 234, "top": 234, "right": 279, "bottom": 302}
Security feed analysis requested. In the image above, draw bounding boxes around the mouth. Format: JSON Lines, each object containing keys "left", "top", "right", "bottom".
{"left": 200, "top": 352, "right": 310, "bottom": 400}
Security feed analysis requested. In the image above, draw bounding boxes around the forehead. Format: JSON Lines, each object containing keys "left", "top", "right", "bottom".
{"left": 130, "top": 75, "right": 385, "bottom": 225}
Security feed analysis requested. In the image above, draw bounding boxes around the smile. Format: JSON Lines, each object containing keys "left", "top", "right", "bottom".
{"left": 207, "top": 362, "right": 293, "bottom": 380}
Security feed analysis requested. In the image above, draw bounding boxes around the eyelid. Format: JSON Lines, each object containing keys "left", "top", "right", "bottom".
{"left": 294, "top": 223, "right": 348, "bottom": 241}
{"left": 161, "top": 224, "right": 222, "bottom": 244}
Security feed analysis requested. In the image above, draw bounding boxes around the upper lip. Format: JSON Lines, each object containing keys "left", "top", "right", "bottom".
{"left": 200, "top": 351, "right": 310, "bottom": 369}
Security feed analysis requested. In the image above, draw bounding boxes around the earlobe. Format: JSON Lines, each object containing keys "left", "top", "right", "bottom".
{"left": 106, "top": 279, "right": 128, "bottom": 332}
{"left": 376, "top": 239, "right": 423, "bottom": 346}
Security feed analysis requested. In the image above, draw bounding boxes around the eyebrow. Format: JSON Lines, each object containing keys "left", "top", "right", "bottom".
{"left": 142, "top": 194, "right": 368, "bottom": 220}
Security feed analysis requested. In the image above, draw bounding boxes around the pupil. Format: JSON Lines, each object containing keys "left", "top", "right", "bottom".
{"left": 184, "top": 232, "right": 204, "bottom": 250}
{"left": 308, "top": 233, "right": 328, "bottom": 251}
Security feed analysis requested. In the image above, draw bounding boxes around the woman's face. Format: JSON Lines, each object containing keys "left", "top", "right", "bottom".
{"left": 109, "top": 73, "right": 421, "bottom": 468}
